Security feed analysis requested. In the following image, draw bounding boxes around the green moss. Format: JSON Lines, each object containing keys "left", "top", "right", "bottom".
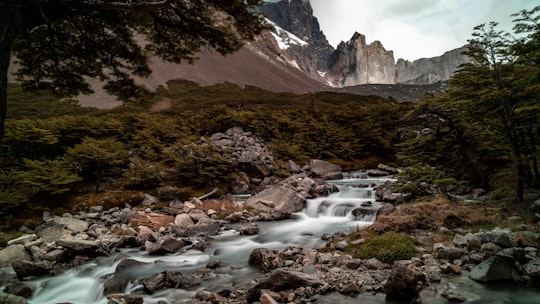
{"left": 347, "top": 232, "right": 416, "bottom": 264}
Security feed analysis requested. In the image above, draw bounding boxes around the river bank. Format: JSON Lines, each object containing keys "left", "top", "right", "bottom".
{"left": 0, "top": 162, "right": 539, "bottom": 304}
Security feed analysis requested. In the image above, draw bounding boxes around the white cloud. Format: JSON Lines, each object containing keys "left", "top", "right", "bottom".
{"left": 310, "top": 0, "right": 537, "bottom": 60}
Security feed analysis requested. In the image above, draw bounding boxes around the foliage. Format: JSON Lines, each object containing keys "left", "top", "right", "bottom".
{"left": 397, "top": 6, "right": 540, "bottom": 201}
{"left": 347, "top": 232, "right": 416, "bottom": 264}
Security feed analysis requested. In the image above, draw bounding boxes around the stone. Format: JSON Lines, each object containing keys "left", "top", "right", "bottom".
{"left": 195, "top": 289, "right": 228, "bottom": 303}
{"left": 0, "top": 292, "right": 28, "bottom": 304}
{"left": 308, "top": 159, "right": 342, "bottom": 180}
{"left": 181, "top": 218, "right": 220, "bottom": 237}
{"left": 469, "top": 255, "right": 515, "bottom": 282}
{"left": 0, "top": 245, "right": 32, "bottom": 267}
{"left": 148, "top": 236, "right": 187, "bottom": 255}
{"left": 56, "top": 239, "right": 100, "bottom": 255}
{"left": 249, "top": 248, "right": 279, "bottom": 273}
{"left": 523, "top": 258, "right": 540, "bottom": 285}
{"left": 246, "top": 185, "right": 305, "bottom": 214}
{"left": 36, "top": 217, "right": 89, "bottom": 243}
{"left": 142, "top": 193, "right": 159, "bottom": 205}
{"left": 188, "top": 209, "right": 210, "bottom": 223}
{"left": 143, "top": 270, "right": 200, "bottom": 293}
{"left": 246, "top": 269, "right": 323, "bottom": 303}
{"left": 7, "top": 235, "right": 37, "bottom": 246}
{"left": 41, "top": 249, "right": 66, "bottom": 263}
{"left": 174, "top": 214, "right": 194, "bottom": 229}
{"left": 383, "top": 261, "right": 425, "bottom": 302}
{"left": 2, "top": 283, "right": 33, "bottom": 299}
{"left": 364, "top": 258, "right": 386, "bottom": 270}
{"left": 437, "top": 247, "right": 468, "bottom": 260}
{"left": 129, "top": 211, "right": 175, "bottom": 231}
{"left": 11, "top": 260, "right": 50, "bottom": 280}
{"left": 240, "top": 223, "right": 260, "bottom": 235}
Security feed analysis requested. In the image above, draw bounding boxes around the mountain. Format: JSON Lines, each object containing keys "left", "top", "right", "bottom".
{"left": 8, "top": 0, "right": 469, "bottom": 108}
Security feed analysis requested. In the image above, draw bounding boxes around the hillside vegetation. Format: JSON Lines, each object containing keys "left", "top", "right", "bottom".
{"left": 0, "top": 80, "right": 408, "bottom": 229}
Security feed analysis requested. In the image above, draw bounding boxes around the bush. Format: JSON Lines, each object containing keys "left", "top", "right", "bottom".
{"left": 348, "top": 232, "right": 416, "bottom": 264}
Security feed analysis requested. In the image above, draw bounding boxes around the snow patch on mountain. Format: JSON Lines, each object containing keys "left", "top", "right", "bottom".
{"left": 266, "top": 19, "right": 308, "bottom": 50}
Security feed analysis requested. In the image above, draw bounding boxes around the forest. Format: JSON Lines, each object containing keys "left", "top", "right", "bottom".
{"left": 0, "top": 5, "right": 538, "bottom": 232}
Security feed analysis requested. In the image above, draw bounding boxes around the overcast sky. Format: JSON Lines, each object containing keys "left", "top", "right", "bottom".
{"left": 309, "top": 0, "right": 537, "bottom": 61}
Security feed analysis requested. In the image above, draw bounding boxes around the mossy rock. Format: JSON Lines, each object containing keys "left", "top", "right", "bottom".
{"left": 348, "top": 232, "right": 416, "bottom": 264}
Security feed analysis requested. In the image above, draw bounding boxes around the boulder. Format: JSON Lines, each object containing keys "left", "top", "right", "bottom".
{"left": 436, "top": 246, "right": 468, "bottom": 260}
{"left": 142, "top": 270, "right": 201, "bottom": 293}
{"left": 0, "top": 245, "right": 32, "bottom": 267}
{"left": 377, "top": 163, "right": 399, "bottom": 174}
{"left": 148, "top": 236, "right": 187, "bottom": 255}
{"left": 249, "top": 248, "right": 280, "bottom": 272}
{"left": 246, "top": 185, "right": 305, "bottom": 214}
{"left": 246, "top": 269, "right": 323, "bottom": 303}
{"left": 469, "top": 255, "right": 515, "bottom": 282}
{"left": 174, "top": 214, "right": 194, "bottom": 229}
{"left": 56, "top": 239, "right": 100, "bottom": 256}
{"left": 129, "top": 211, "right": 175, "bottom": 231}
{"left": 103, "top": 259, "right": 148, "bottom": 295}
{"left": 523, "top": 258, "right": 540, "bottom": 285}
{"left": 307, "top": 159, "right": 342, "bottom": 180}
{"left": 188, "top": 209, "right": 210, "bottom": 223}
{"left": 36, "top": 217, "right": 89, "bottom": 243}
{"left": 11, "top": 260, "right": 50, "bottom": 280}
{"left": 0, "top": 292, "right": 28, "bottom": 304}
{"left": 2, "top": 283, "right": 33, "bottom": 299}
{"left": 181, "top": 218, "right": 220, "bottom": 237}
{"left": 195, "top": 289, "right": 228, "bottom": 303}
{"left": 384, "top": 261, "right": 425, "bottom": 302}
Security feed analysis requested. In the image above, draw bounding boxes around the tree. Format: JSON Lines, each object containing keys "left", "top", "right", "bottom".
{"left": 0, "top": 0, "right": 266, "bottom": 141}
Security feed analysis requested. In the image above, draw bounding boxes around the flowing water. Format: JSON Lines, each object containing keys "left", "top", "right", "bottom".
{"left": 11, "top": 173, "right": 540, "bottom": 303}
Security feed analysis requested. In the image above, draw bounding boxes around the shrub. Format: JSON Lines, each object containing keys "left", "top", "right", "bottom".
{"left": 348, "top": 232, "right": 416, "bottom": 264}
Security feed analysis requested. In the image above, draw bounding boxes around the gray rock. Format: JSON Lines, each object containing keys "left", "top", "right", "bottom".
{"left": 308, "top": 159, "right": 342, "bottom": 180}
{"left": 437, "top": 247, "right": 468, "bottom": 260}
{"left": 7, "top": 235, "right": 37, "bottom": 246}
{"left": 148, "top": 236, "right": 187, "bottom": 255}
{"left": 523, "top": 258, "right": 540, "bottom": 285}
{"left": 383, "top": 261, "right": 425, "bottom": 302}
{"left": 56, "top": 239, "right": 99, "bottom": 255}
{"left": 2, "top": 283, "right": 33, "bottom": 299}
{"left": 246, "top": 269, "right": 323, "bottom": 303}
{"left": 174, "top": 213, "right": 194, "bottom": 229}
{"left": 11, "top": 260, "right": 50, "bottom": 280}
{"left": 188, "top": 209, "right": 210, "bottom": 223}
{"left": 469, "top": 255, "right": 515, "bottom": 282}
{"left": 0, "top": 292, "right": 28, "bottom": 304}
{"left": 246, "top": 185, "right": 305, "bottom": 214}
{"left": 36, "top": 217, "right": 89, "bottom": 243}
{"left": 142, "top": 193, "right": 159, "bottom": 206}
{"left": 249, "top": 248, "right": 279, "bottom": 273}
{"left": 0, "top": 245, "right": 32, "bottom": 267}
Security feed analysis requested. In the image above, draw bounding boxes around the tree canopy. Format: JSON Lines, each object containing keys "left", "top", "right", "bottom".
{"left": 0, "top": 0, "right": 267, "bottom": 140}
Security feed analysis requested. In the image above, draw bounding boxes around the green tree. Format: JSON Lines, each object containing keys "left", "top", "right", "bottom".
{"left": 0, "top": 0, "right": 266, "bottom": 140}
{"left": 65, "top": 137, "right": 128, "bottom": 192}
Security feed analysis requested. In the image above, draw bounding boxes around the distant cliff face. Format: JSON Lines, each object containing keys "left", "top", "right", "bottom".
{"left": 395, "top": 46, "right": 470, "bottom": 84}
{"left": 260, "top": 0, "right": 470, "bottom": 87}
{"left": 327, "top": 33, "right": 397, "bottom": 86}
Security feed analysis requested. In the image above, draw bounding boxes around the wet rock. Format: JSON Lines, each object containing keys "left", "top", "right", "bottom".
{"left": 377, "top": 163, "right": 399, "bottom": 174}
{"left": 523, "top": 258, "right": 540, "bottom": 285}
{"left": 0, "top": 245, "right": 32, "bottom": 267}
{"left": 143, "top": 270, "right": 200, "bottom": 293}
{"left": 182, "top": 219, "right": 220, "bottom": 237}
{"left": 442, "top": 287, "right": 481, "bottom": 302}
{"left": 103, "top": 259, "right": 148, "bottom": 295}
{"left": 195, "top": 289, "right": 228, "bottom": 303}
{"left": 0, "top": 292, "right": 28, "bottom": 304}
{"left": 56, "top": 239, "right": 100, "bottom": 256}
{"left": 240, "top": 223, "right": 260, "bottom": 235}
{"left": 307, "top": 159, "right": 343, "bottom": 180}
{"left": 246, "top": 269, "right": 323, "bottom": 303}
{"left": 106, "top": 294, "right": 144, "bottom": 304}
{"left": 249, "top": 248, "right": 279, "bottom": 272}
{"left": 384, "top": 261, "right": 425, "bottom": 302}
{"left": 41, "top": 249, "right": 66, "bottom": 263}
{"left": 148, "top": 236, "right": 187, "bottom": 255}
{"left": 469, "top": 255, "right": 515, "bottom": 282}
{"left": 2, "top": 283, "right": 33, "bottom": 299}
{"left": 246, "top": 185, "right": 305, "bottom": 214}
{"left": 11, "top": 260, "right": 50, "bottom": 280}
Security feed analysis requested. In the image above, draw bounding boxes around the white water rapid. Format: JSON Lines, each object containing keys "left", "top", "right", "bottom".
{"left": 20, "top": 173, "right": 387, "bottom": 304}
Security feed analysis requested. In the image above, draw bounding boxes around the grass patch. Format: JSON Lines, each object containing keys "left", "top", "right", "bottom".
{"left": 346, "top": 232, "right": 416, "bottom": 264}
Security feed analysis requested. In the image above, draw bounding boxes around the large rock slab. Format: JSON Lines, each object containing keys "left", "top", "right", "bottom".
{"left": 308, "top": 159, "right": 342, "bottom": 180}
{"left": 469, "top": 255, "right": 515, "bottom": 282}
{"left": 11, "top": 260, "right": 50, "bottom": 280}
{"left": 246, "top": 185, "right": 305, "bottom": 214}
{"left": 56, "top": 239, "right": 100, "bottom": 256}
{"left": 0, "top": 245, "right": 32, "bottom": 267}
{"left": 246, "top": 269, "right": 323, "bottom": 303}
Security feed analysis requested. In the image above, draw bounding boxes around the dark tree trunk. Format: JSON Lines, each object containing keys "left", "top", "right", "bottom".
{"left": 0, "top": 1, "right": 24, "bottom": 142}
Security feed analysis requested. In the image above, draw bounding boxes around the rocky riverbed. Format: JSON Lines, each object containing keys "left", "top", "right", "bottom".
{"left": 1, "top": 159, "right": 540, "bottom": 304}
